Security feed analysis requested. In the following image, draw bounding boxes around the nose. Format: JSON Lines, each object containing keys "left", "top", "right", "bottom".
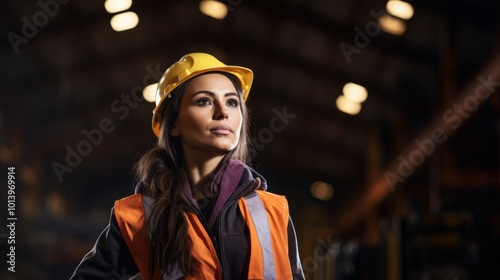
{"left": 214, "top": 102, "right": 229, "bottom": 120}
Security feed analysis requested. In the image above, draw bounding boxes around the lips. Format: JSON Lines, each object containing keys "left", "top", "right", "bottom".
{"left": 210, "top": 125, "right": 233, "bottom": 135}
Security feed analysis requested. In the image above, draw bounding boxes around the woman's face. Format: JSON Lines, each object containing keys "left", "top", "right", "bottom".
{"left": 170, "top": 73, "right": 243, "bottom": 156}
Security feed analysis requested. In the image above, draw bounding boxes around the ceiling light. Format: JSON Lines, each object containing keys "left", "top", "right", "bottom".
{"left": 336, "top": 95, "right": 362, "bottom": 115}
{"left": 110, "top": 11, "right": 139, "bottom": 32}
{"left": 199, "top": 0, "right": 228, "bottom": 20}
{"left": 378, "top": 14, "right": 406, "bottom": 36}
{"left": 310, "top": 181, "right": 335, "bottom": 201}
{"left": 21, "top": 165, "right": 37, "bottom": 186}
{"left": 143, "top": 83, "right": 157, "bottom": 103}
{"left": 104, "top": 0, "right": 133, "bottom": 14}
{"left": 0, "top": 145, "right": 14, "bottom": 164}
{"left": 343, "top": 83, "right": 368, "bottom": 103}
{"left": 386, "top": 0, "right": 414, "bottom": 20}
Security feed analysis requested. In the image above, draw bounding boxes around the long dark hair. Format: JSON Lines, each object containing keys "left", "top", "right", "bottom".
{"left": 135, "top": 72, "right": 252, "bottom": 277}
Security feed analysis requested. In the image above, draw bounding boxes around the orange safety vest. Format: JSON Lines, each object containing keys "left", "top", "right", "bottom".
{"left": 114, "top": 190, "right": 293, "bottom": 279}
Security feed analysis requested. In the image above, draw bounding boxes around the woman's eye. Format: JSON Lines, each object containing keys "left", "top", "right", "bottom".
{"left": 227, "top": 99, "right": 239, "bottom": 107}
{"left": 196, "top": 98, "right": 212, "bottom": 106}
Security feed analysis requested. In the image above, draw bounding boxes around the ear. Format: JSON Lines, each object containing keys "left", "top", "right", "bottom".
{"left": 169, "top": 122, "right": 180, "bottom": 137}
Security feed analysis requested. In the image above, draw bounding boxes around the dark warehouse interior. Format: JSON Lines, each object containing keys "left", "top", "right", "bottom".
{"left": 1, "top": 0, "right": 499, "bottom": 279}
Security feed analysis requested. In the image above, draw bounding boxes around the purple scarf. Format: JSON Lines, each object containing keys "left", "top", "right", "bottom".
{"left": 207, "top": 159, "right": 246, "bottom": 226}
{"left": 183, "top": 159, "right": 246, "bottom": 227}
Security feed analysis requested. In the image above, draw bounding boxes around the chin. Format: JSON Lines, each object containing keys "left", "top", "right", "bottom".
{"left": 211, "top": 140, "right": 238, "bottom": 149}
{"left": 213, "top": 146, "right": 237, "bottom": 153}
{"left": 210, "top": 143, "right": 238, "bottom": 153}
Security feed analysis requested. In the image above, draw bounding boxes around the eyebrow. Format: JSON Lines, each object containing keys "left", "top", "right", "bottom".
{"left": 192, "top": 90, "right": 239, "bottom": 98}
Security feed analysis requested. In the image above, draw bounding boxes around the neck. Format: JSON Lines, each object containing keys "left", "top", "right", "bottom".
{"left": 183, "top": 150, "right": 227, "bottom": 200}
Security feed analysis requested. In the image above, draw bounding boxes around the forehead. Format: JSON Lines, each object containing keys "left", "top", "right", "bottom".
{"left": 184, "top": 73, "right": 237, "bottom": 92}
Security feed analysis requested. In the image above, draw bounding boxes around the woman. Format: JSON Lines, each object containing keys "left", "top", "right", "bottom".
{"left": 71, "top": 53, "right": 305, "bottom": 279}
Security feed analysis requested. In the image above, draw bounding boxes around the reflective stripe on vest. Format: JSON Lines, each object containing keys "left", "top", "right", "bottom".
{"left": 243, "top": 194, "right": 277, "bottom": 279}
{"left": 240, "top": 191, "right": 292, "bottom": 279}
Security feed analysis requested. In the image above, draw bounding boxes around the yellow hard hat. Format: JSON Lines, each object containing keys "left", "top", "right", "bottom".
{"left": 152, "top": 52, "right": 253, "bottom": 137}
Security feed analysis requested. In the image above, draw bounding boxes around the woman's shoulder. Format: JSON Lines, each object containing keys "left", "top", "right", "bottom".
{"left": 114, "top": 193, "right": 144, "bottom": 212}
{"left": 255, "top": 189, "right": 287, "bottom": 199}
{"left": 114, "top": 193, "right": 155, "bottom": 222}
{"left": 254, "top": 190, "right": 289, "bottom": 210}
{"left": 115, "top": 193, "right": 142, "bottom": 203}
